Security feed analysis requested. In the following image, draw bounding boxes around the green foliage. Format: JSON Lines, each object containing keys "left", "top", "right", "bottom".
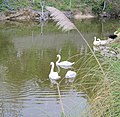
{"left": 0, "top": 0, "right": 120, "bottom": 17}
{"left": 117, "top": 28, "right": 120, "bottom": 32}
{"left": 0, "top": 0, "right": 3, "bottom": 4}
{"left": 92, "top": 2, "right": 103, "bottom": 14}
{"left": 91, "top": 0, "right": 120, "bottom": 16}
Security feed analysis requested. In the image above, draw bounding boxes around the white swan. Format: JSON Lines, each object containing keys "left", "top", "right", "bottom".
{"left": 97, "top": 38, "right": 109, "bottom": 45}
{"left": 93, "top": 37, "right": 101, "bottom": 46}
{"left": 93, "top": 37, "right": 110, "bottom": 46}
{"left": 58, "top": 65, "right": 72, "bottom": 69}
{"left": 65, "top": 70, "right": 77, "bottom": 78}
{"left": 106, "top": 31, "right": 120, "bottom": 40}
{"left": 114, "top": 31, "right": 120, "bottom": 37}
{"left": 49, "top": 62, "right": 61, "bottom": 80}
{"left": 56, "top": 54, "right": 74, "bottom": 67}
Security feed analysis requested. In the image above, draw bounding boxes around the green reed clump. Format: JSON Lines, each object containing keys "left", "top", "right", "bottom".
{"left": 72, "top": 52, "right": 120, "bottom": 117}
{"left": 88, "top": 58, "right": 120, "bottom": 117}
{"left": 107, "top": 60, "right": 120, "bottom": 117}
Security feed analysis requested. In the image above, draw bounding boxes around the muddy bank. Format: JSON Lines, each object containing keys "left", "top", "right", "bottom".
{"left": 0, "top": 7, "right": 95, "bottom": 22}
{"left": 0, "top": 8, "right": 49, "bottom": 22}
{"left": 0, "top": 8, "right": 74, "bottom": 22}
{"left": 74, "top": 13, "right": 95, "bottom": 20}
{"left": 0, "top": 8, "right": 119, "bottom": 22}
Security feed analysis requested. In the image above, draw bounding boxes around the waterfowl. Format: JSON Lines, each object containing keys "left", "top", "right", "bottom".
{"left": 98, "top": 37, "right": 113, "bottom": 45}
{"left": 65, "top": 70, "right": 77, "bottom": 78}
{"left": 56, "top": 54, "right": 74, "bottom": 67}
{"left": 114, "top": 31, "right": 120, "bottom": 36}
{"left": 97, "top": 38, "right": 109, "bottom": 45}
{"left": 49, "top": 62, "right": 61, "bottom": 80}
{"left": 93, "top": 37, "right": 101, "bottom": 46}
{"left": 57, "top": 65, "right": 72, "bottom": 69}
{"left": 108, "top": 31, "right": 120, "bottom": 39}
{"left": 108, "top": 34, "right": 117, "bottom": 39}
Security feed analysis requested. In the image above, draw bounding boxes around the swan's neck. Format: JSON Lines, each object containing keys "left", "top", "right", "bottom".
{"left": 56, "top": 65, "right": 60, "bottom": 73}
{"left": 94, "top": 37, "right": 97, "bottom": 41}
{"left": 50, "top": 63, "right": 54, "bottom": 73}
{"left": 97, "top": 38, "right": 101, "bottom": 41}
{"left": 114, "top": 31, "right": 118, "bottom": 35}
{"left": 117, "top": 33, "right": 120, "bottom": 37}
{"left": 56, "top": 55, "right": 61, "bottom": 63}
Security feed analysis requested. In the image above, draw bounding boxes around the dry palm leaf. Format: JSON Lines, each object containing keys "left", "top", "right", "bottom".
{"left": 46, "top": 6, "right": 106, "bottom": 82}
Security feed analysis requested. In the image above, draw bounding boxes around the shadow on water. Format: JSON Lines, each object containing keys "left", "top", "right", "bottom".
{"left": 0, "top": 19, "right": 119, "bottom": 117}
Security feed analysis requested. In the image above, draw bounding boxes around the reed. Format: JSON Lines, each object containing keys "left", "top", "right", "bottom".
{"left": 73, "top": 52, "right": 119, "bottom": 117}
{"left": 56, "top": 83, "right": 65, "bottom": 117}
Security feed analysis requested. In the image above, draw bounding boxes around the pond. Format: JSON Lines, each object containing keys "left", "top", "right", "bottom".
{"left": 0, "top": 19, "right": 119, "bottom": 117}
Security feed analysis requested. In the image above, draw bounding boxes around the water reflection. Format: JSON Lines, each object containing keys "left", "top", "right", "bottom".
{"left": 0, "top": 19, "right": 119, "bottom": 117}
{"left": 65, "top": 76, "right": 76, "bottom": 83}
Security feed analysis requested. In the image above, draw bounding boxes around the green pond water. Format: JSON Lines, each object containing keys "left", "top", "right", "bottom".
{"left": 0, "top": 19, "right": 119, "bottom": 117}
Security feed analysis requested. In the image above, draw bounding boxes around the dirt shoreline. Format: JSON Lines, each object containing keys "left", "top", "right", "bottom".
{"left": 0, "top": 8, "right": 96, "bottom": 22}
{"left": 74, "top": 13, "right": 95, "bottom": 19}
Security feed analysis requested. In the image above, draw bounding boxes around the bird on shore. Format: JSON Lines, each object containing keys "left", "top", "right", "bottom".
{"left": 93, "top": 37, "right": 109, "bottom": 46}
{"left": 108, "top": 34, "right": 117, "bottom": 39}
{"left": 93, "top": 37, "right": 101, "bottom": 46}
{"left": 97, "top": 38, "right": 110, "bottom": 45}
{"left": 108, "top": 31, "right": 120, "bottom": 39}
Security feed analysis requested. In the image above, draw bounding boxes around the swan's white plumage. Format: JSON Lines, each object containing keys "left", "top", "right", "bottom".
{"left": 56, "top": 54, "right": 74, "bottom": 67}
{"left": 97, "top": 38, "right": 109, "bottom": 45}
{"left": 49, "top": 62, "right": 61, "bottom": 80}
{"left": 93, "top": 37, "right": 101, "bottom": 46}
{"left": 65, "top": 70, "right": 77, "bottom": 78}
{"left": 93, "top": 37, "right": 111, "bottom": 46}
{"left": 114, "top": 31, "right": 120, "bottom": 37}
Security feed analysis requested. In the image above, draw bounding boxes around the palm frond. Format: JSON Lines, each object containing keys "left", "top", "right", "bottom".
{"left": 46, "top": 6, "right": 76, "bottom": 32}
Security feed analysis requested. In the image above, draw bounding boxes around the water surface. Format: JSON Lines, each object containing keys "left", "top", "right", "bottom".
{"left": 0, "top": 19, "right": 119, "bottom": 117}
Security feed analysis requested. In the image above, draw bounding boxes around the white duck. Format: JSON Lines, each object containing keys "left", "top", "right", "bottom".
{"left": 65, "top": 70, "right": 77, "bottom": 78}
{"left": 56, "top": 54, "right": 74, "bottom": 67}
{"left": 93, "top": 37, "right": 101, "bottom": 46}
{"left": 93, "top": 37, "right": 111, "bottom": 46}
{"left": 114, "top": 31, "right": 120, "bottom": 37}
{"left": 97, "top": 38, "right": 109, "bottom": 45}
{"left": 49, "top": 62, "right": 61, "bottom": 80}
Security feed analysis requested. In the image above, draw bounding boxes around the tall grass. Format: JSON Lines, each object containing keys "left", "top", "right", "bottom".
{"left": 71, "top": 52, "right": 120, "bottom": 117}
{"left": 89, "top": 59, "right": 120, "bottom": 117}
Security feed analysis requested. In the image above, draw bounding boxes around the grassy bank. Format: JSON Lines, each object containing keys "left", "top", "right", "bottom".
{"left": 89, "top": 59, "right": 120, "bottom": 117}
{"left": 89, "top": 37, "right": 120, "bottom": 117}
